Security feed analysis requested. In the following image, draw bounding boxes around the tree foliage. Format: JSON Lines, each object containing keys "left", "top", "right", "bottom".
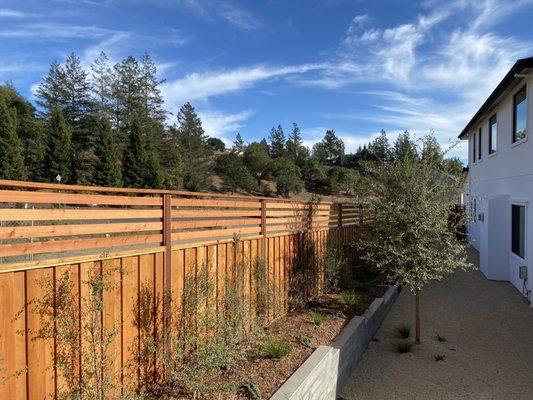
{"left": 358, "top": 134, "right": 472, "bottom": 343}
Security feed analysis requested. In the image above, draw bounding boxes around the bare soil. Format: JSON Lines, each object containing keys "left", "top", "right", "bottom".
{"left": 209, "top": 285, "right": 386, "bottom": 399}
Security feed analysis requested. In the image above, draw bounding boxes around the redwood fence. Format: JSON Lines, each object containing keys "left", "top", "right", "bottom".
{"left": 0, "top": 179, "right": 370, "bottom": 399}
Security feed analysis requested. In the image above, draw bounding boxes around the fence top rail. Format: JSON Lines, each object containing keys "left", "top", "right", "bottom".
{"left": 0, "top": 179, "right": 341, "bottom": 205}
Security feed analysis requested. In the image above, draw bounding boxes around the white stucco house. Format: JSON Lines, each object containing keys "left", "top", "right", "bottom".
{"left": 460, "top": 57, "right": 533, "bottom": 304}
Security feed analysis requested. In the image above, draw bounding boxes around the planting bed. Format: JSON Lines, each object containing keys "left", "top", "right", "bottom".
{"left": 194, "top": 285, "right": 386, "bottom": 399}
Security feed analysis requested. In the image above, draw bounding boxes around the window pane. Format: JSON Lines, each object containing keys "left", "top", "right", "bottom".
{"left": 512, "top": 204, "right": 525, "bottom": 258}
{"left": 489, "top": 115, "right": 497, "bottom": 153}
{"left": 514, "top": 86, "right": 527, "bottom": 142}
{"left": 472, "top": 133, "right": 476, "bottom": 162}
{"left": 478, "top": 128, "right": 482, "bottom": 160}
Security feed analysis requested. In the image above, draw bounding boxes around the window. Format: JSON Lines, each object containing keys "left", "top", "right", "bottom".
{"left": 472, "top": 132, "right": 476, "bottom": 163}
{"left": 512, "top": 204, "right": 525, "bottom": 258}
{"left": 478, "top": 127, "right": 482, "bottom": 160}
{"left": 489, "top": 114, "right": 497, "bottom": 154}
{"left": 513, "top": 85, "right": 527, "bottom": 142}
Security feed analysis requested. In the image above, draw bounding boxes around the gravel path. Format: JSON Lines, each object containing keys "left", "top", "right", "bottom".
{"left": 341, "top": 248, "right": 533, "bottom": 400}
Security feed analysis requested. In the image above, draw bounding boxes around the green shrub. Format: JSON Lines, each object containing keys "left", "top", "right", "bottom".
{"left": 394, "top": 324, "right": 411, "bottom": 339}
{"left": 297, "top": 334, "right": 317, "bottom": 350}
{"left": 434, "top": 354, "right": 445, "bottom": 362}
{"left": 355, "top": 281, "right": 370, "bottom": 292}
{"left": 262, "top": 338, "right": 291, "bottom": 359}
{"left": 310, "top": 311, "right": 325, "bottom": 326}
{"left": 226, "top": 380, "right": 262, "bottom": 399}
{"left": 341, "top": 291, "right": 361, "bottom": 306}
{"left": 435, "top": 334, "right": 446, "bottom": 342}
{"left": 395, "top": 340, "right": 414, "bottom": 354}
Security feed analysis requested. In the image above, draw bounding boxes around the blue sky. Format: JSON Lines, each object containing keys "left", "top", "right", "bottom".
{"left": 1, "top": 0, "right": 533, "bottom": 160}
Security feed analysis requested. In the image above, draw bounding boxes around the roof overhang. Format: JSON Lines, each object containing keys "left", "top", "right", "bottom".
{"left": 458, "top": 57, "right": 533, "bottom": 139}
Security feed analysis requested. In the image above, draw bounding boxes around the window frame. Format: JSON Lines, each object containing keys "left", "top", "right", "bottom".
{"left": 489, "top": 114, "right": 497, "bottom": 155}
{"left": 511, "top": 203, "right": 526, "bottom": 260}
{"left": 478, "top": 127, "right": 482, "bottom": 161}
{"left": 513, "top": 85, "right": 527, "bottom": 143}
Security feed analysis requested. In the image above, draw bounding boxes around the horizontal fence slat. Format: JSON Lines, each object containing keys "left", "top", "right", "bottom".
{"left": 0, "top": 190, "right": 162, "bottom": 206}
{"left": 0, "top": 208, "right": 162, "bottom": 221}
{"left": 171, "top": 219, "right": 259, "bottom": 230}
{"left": 172, "top": 226, "right": 261, "bottom": 241}
{"left": 171, "top": 198, "right": 260, "bottom": 208}
{"left": 0, "top": 234, "right": 163, "bottom": 257}
{"left": 0, "top": 222, "right": 162, "bottom": 240}
{"left": 171, "top": 209, "right": 261, "bottom": 218}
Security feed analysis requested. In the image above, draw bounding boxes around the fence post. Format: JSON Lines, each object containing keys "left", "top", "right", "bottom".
{"left": 162, "top": 193, "right": 172, "bottom": 376}
{"left": 338, "top": 203, "right": 343, "bottom": 228}
{"left": 308, "top": 202, "right": 314, "bottom": 231}
{"left": 359, "top": 203, "right": 364, "bottom": 224}
{"left": 260, "top": 199, "right": 267, "bottom": 258}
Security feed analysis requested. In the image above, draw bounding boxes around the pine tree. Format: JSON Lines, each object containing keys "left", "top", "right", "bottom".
{"left": 0, "top": 98, "right": 26, "bottom": 180}
{"left": 269, "top": 124, "right": 285, "bottom": 158}
{"left": 144, "top": 145, "right": 164, "bottom": 189}
{"left": 36, "top": 61, "right": 66, "bottom": 116}
{"left": 91, "top": 52, "right": 114, "bottom": 119}
{"left": 1, "top": 84, "right": 46, "bottom": 180}
{"left": 122, "top": 118, "right": 147, "bottom": 188}
{"left": 62, "top": 53, "right": 93, "bottom": 128}
{"left": 393, "top": 131, "right": 418, "bottom": 162}
{"left": 286, "top": 122, "right": 307, "bottom": 165}
{"left": 113, "top": 56, "right": 143, "bottom": 133}
{"left": 368, "top": 129, "right": 391, "bottom": 164}
{"left": 232, "top": 132, "right": 245, "bottom": 154}
{"left": 45, "top": 108, "right": 74, "bottom": 182}
{"left": 93, "top": 117, "right": 122, "bottom": 187}
{"left": 314, "top": 130, "right": 344, "bottom": 165}
{"left": 175, "top": 102, "right": 211, "bottom": 191}
{"left": 139, "top": 53, "right": 166, "bottom": 125}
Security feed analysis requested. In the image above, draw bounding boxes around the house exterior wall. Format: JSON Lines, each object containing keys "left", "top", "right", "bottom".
{"left": 465, "top": 76, "right": 533, "bottom": 300}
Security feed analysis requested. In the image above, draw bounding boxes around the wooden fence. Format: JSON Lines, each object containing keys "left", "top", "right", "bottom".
{"left": 0, "top": 179, "right": 370, "bottom": 399}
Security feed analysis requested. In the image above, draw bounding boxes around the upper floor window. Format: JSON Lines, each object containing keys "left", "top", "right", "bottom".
{"left": 478, "top": 127, "right": 482, "bottom": 160}
{"left": 489, "top": 114, "right": 497, "bottom": 154}
{"left": 513, "top": 85, "right": 527, "bottom": 142}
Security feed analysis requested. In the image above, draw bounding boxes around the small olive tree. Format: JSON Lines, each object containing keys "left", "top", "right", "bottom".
{"left": 359, "top": 135, "right": 472, "bottom": 343}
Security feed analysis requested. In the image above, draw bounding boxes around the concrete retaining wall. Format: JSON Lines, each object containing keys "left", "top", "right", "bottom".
{"left": 270, "top": 286, "right": 398, "bottom": 400}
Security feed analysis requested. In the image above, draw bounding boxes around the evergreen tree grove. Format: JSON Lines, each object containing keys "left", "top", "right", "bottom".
{"left": 93, "top": 117, "right": 122, "bottom": 187}
{"left": 0, "top": 98, "right": 26, "bottom": 180}
{"left": 45, "top": 108, "right": 73, "bottom": 182}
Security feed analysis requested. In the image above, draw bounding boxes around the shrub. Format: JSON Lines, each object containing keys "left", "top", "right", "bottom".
{"left": 310, "top": 311, "right": 325, "bottom": 326}
{"left": 394, "top": 324, "right": 411, "bottom": 339}
{"left": 341, "top": 291, "right": 361, "bottom": 306}
{"left": 33, "top": 266, "right": 120, "bottom": 400}
{"left": 297, "top": 334, "right": 317, "bottom": 350}
{"left": 436, "top": 334, "right": 447, "bottom": 342}
{"left": 323, "top": 243, "right": 345, "bottom": 293}
{"left": 355, "top": 281, "right": 370, "bottom": 292}
{"left": 262, "top": 338, "right": 291, "bottom": 359}
{"left": 226, "top": 380, "right": 262, "bottom": 400}
{"left": 395, "top": 340, "right": 414, "bottom": 354}
{"left": 434, "top": 354, "right": 445, "bottom": 362}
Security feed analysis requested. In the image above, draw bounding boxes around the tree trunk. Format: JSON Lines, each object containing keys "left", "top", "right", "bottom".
{"left": 415, "top": 288, "right": 421, "bottom": 344}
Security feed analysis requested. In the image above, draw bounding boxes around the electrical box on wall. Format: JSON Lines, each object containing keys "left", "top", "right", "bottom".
{"left": 519, "top": 265, "right": 528, "bottom": 280}
{"left": 478, "top": 212, "right": 484, "bottom": 222}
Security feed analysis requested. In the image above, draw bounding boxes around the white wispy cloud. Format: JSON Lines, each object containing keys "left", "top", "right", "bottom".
{"left": 0, "top": 8, "right": 38, "bottom": 18}
{"left": 161, "top": 63, "right": 326, "bottom": 105}
{"left": 314, "top": 0, "right": 533, "bottom": 159}
{"left": 219, "top": 3, "right": 262, "bottom": 30}
{"left": 198, "top": 109, "right": 254, "bottom": 144}
{"left": 0, "top": 23, "right": 118, "bottom": 38}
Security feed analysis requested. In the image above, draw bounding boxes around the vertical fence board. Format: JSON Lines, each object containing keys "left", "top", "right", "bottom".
{"left": 26, "top": 267, "right": 55, "bottom": 400}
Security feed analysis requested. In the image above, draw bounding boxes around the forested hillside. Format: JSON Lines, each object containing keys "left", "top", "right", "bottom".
{"left": 0, "top": 52, "right": 463, "bottom": 197}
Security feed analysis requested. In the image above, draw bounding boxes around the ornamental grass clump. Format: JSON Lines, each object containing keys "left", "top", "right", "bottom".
{"left": 262, "top": 338, "right": 291, "bottom": 359}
